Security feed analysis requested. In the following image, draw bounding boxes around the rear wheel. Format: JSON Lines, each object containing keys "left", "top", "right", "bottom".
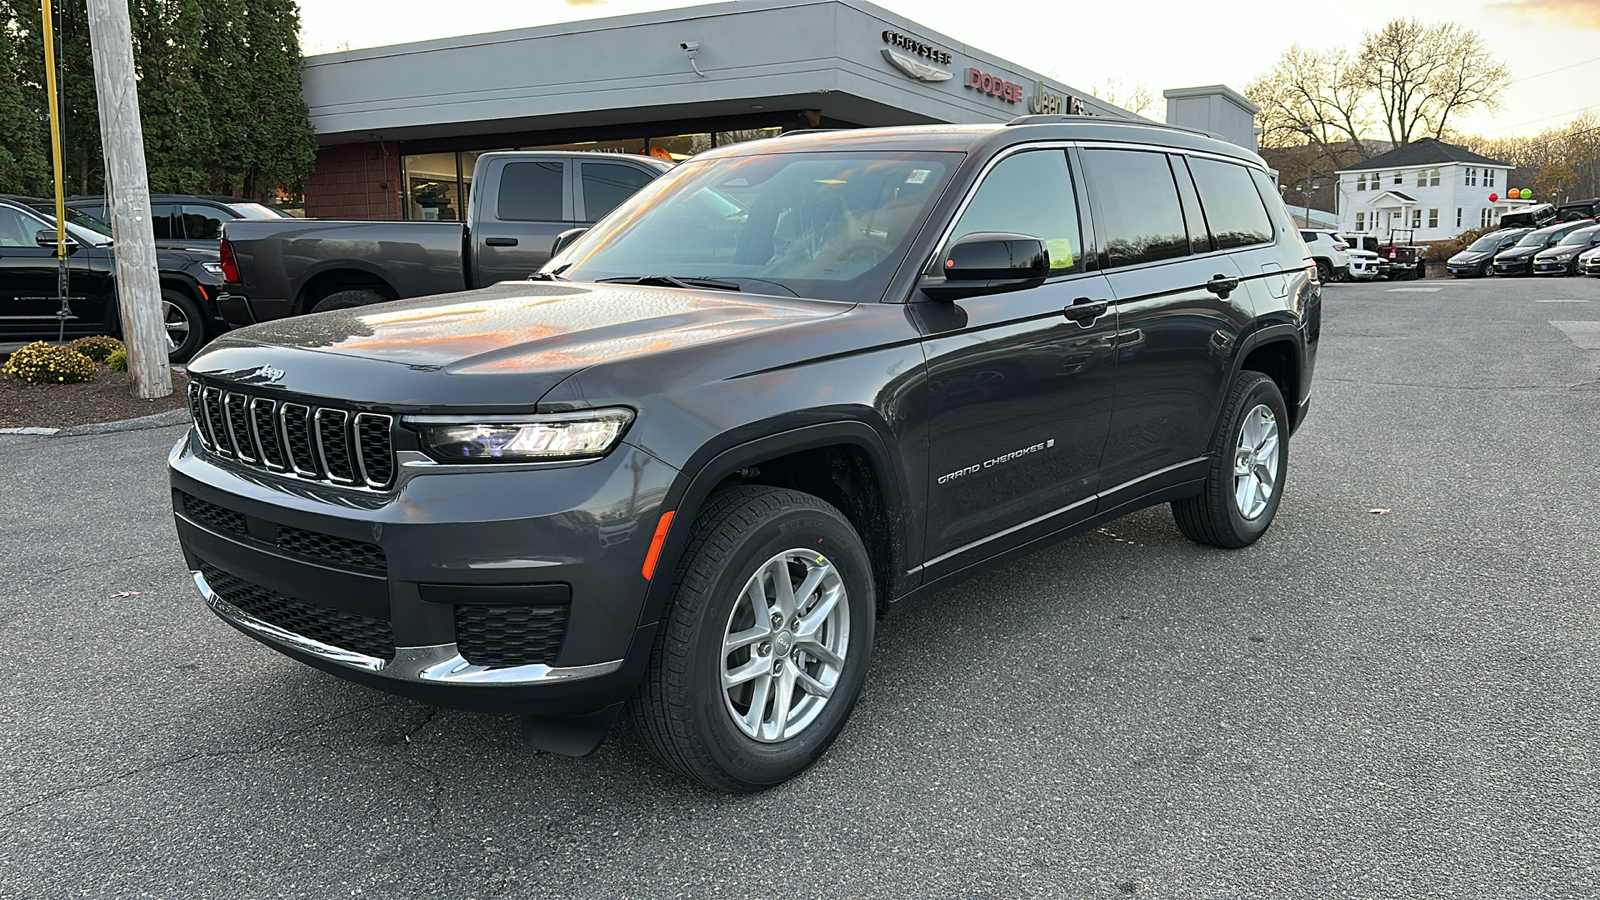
{"left": 1315, "top": 259, "right": 1332, "bottom": 283}
{"left": 629, "top": 485, "right": 875, "bottom": 792}
{"left": 1172, "top": 371, "right": 1288, "bottom": 548}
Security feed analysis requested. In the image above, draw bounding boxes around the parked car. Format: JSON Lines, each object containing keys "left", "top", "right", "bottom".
{"left": 1378, "top": 230, "right": 1427, "bottom": 280}
{"left": 66, "top": 194, "right": 291, "bottom": 252}
{"left": 172, "top": 119, "right": 1320, "bottom": 791}
{"left": 1499, "top": 203, "right": 1557, "bottom": 230}
{"left": 1447, "top": 227, "right": 1532, "bottom": 277}
{"left": 1578, "top": 243, "right": 1600, "bottom": 276}
{"left": 1493, "top": 219, "right": 1595, "bottom": 276}
{"left": 1555, "top": 198, "right": 1600, "bottom": 222}
{"left": 0, "top": 197, "right": 225, "bottom": 361}
{"left": 1299, "top": 229, "right": 1349, "bottom": 282}
{"left": 1532, "top": 223, "right": 1600, "bottom": 276}
{"left": 1337, "top": 232, "right": 1385, "bottom": 280}
{"left": 216, "top": 151, "right": 674, "bottom": 326}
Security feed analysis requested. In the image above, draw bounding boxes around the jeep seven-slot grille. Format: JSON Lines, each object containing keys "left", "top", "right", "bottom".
{"left": 455, "top": 605, "right": 569, "bottom": 668}
{"left": 188, "top": 382, "right": 394, "bottom": 490}
{"left": 199, "top": 561, "right": 395, "bottom": 660}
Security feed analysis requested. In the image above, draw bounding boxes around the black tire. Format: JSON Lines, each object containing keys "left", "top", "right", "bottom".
{"left": 628, "top": 485, "right": 875, "bottom": 792}
{"left": 161, "top": 287, "right": 206, "bottom": 363}
{"left": 1315, "top": 259, "right": 1332, "bottom": 283}
{"left": 1171, "top": 371, "right": 1288, "bottom": 548}
{"left": 310, "top": 289, "right": 387, "bottom": 314}
{"left": 1479, "top": 260, "right": 1492, "bottom": 278}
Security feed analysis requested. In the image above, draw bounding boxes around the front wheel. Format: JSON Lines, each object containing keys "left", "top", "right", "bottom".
{"left": 628, "top": 486, "right": 875, "bottom": 792}
{"left": 1171, "top": 371, "right": 1288, "bottom": 548}
{"left": 1315, "top": 260, "right": 1332, "bottom": 283}
{"left": 1479, "top": 261, "right": 1492, "bottom": 278}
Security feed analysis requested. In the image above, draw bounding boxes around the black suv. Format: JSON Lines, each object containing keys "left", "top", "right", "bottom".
{"left": 0, "top": 197, "right": 226, "bottom": 361}
{"left": 67, "top": 194, "right": 290, "bottom": 251}
{"left": 171, "top": 120, "right": 1320, "bottom": 791}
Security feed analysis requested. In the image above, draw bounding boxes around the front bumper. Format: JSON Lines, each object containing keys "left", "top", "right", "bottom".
{"left": 1494, "top": 258, "right": 1533, "bottom": 276}
{"left": 1533, "top": 258, "right": 1575, "bottom": 275}
{"left": 216, "top": 292, "right": 292, "bottom": 328}
{"left": 171, "top": 428, "right": 680, "bottom": 715}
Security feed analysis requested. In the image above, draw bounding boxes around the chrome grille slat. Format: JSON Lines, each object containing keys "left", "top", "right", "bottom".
{"left": 353, "top": 413, "right": 395, "bottom": 489}
{"left": 186, "top": 382, "right": 396, "bottom": 493}
{"left": 223, "top": 393, "right": 257, "bottom": 463}
{"left": 201, "top": 387, "right": 231, "bottom": 458}
{"left": 280, "top": 403, "right": 319, "bottom": 478}
{"left": 250, "top": 398, "right": 286, "bottom": 470}
{"left": 315, "top": 409, "right": 356, "bottom": 484}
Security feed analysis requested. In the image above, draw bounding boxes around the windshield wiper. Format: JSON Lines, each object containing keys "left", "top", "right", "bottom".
{"left": 597, "top": 274, "right": 743, "bottom": 292}
{"left": 527, "top": 271, "right": 567, "bottom": 281}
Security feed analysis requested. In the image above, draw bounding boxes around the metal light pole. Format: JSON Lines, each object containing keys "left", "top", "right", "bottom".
{"left": 85, "top": 0, "right": 171, "bottom": 398}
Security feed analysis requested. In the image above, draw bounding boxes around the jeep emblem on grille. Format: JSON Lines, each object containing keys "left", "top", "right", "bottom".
{"left": 257, "top": 365, "right": 285, "bottom": 384}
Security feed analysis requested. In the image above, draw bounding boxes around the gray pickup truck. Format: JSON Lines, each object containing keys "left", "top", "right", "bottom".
{"left": 215, "top": 151, "right": 671, "bottom": 326}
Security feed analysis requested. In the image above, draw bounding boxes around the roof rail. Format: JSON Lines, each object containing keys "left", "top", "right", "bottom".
{"left": 775, "top": 128, "right": 845, "bottom": 138}
{"left": 1006, "top": 114, "right": 1228, "bottom": 143}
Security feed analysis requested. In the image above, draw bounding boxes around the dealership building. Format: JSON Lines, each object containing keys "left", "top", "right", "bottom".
{"left": 299, "top": 0, "right": 1259, "bottom": 219}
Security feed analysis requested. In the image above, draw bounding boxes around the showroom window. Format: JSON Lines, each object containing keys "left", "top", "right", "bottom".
{"left": 404, "top": 152, "right": 463, "bottom": 220}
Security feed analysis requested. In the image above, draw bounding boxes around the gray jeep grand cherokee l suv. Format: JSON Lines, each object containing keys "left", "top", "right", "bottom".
{"left": 171, "top": 119, "right": 1320, "bottom": 791}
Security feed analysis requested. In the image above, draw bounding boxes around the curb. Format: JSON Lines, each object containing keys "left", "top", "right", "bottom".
{"left": 2, "top": 407, "right": 189, "bottom": 437}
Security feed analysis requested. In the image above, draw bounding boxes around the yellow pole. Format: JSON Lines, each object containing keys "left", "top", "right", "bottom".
{"left": 41, "top": 0, "right": 67, "bottom": 261}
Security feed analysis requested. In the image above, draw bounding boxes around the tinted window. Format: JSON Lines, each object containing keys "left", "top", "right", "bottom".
{"left": 949, "top": 149, "right": 1082, "bottom": 274}
{"left": 179, "top": 204, "right": 227, "bottom": 241}
{"left": 1188, "top": 158, "right": 1273, "bottom": 250}
{"left": 581, "top": 163, "right": 656, "bottom": 222}
{"left": 1082, "top": 149, "right": 1187, "bottom": 267}
{"left": 0, "top": 206, "right": 43, "bottom": 247}
{"left": 497, "top": 161, "right": 565, "bottom": 222}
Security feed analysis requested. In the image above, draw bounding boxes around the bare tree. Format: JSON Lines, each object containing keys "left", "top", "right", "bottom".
{"left": 1087, "top": 78, "right": 1161, "bottom": 121}
{"left": 1247, "top": 45, "right": 1373, "bottom": 155}
{"left": 1358, "top": 20, "right": 1509, "bottom": 146}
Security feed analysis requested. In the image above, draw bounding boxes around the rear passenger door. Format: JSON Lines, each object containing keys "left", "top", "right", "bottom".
{"left": 471, "top": 156, "right": 573, "bottom": 286}
{"left": 1080, "top": 147, "right": 1259, "bottom": 505}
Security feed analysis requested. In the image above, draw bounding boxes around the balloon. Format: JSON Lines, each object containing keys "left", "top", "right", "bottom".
{"left": 1521, "top": 189, "right": 1532, "bottom": 199}
{"left": 1489, "top": 193, "right": 1498, "bottom": 202}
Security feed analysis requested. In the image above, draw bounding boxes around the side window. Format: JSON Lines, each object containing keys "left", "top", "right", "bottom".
{"left": 1081, "top": 148, "right": 1187, "bottom": 268}
{"left": 496, "top": 161, "right": 566, "bottom": 222}
{"left": 0, "top": 206, "right": 44, "bottom": 247}
{"left": 178, "top": 204, "right": 225, "bottom": 241}
{"left": 581, "top": 163, "right": 656, "bottom": 222}
{"left": 1188, "top": 158, "right": 1273, "bottom": 250}
{"left": 150, "top": 205, "right": 174, "bottom": 240}
{"left": 948, "top": 149, "right": 1082, "bottom": 274}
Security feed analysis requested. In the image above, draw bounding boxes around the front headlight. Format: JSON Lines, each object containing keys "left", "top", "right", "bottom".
{"left": 408, "top": 408, "right": 634, "bottom": 462}
{"left": 201, "top": 261, "right": 225, "bottom": 276}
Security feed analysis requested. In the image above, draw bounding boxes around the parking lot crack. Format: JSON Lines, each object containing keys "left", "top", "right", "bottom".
{"left": 394, "top": 707, "right": 444, "bottom": 827}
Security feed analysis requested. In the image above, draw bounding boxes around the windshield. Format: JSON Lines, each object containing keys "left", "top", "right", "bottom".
{"left": 546, "top": 150, "right": 960, "bottom": 302}
{"left": 1515, "top": 230, "right": 1553, "bottom": 248}
{"left": 24, "top": 204, "right": 112, "bottom": 245}
{"left": 1557, "top": 226, "right": 1597, "bottom": 246}
{"left": 228, "top": 202, "right": 289, "bottom": 219}
{"left": 1469, "top": 231, "right": 1518, "bottom": 251}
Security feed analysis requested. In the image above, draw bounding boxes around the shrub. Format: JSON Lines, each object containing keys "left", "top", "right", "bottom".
{"left": 107, "top": 347, "right": 128, "bottom": 372}
{"left": 2, "top": 341, "right": 98, "bottom": 385}
{"left": 68, "top": 334, "right": 125, "bottom": 362}
{"left": 1425, "top": 226, "right": 1494, "bottom": 263}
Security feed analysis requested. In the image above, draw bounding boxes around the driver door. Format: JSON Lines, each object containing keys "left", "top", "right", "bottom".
{"left": 917, "top": 147, "right": 1119, "bottom": 578}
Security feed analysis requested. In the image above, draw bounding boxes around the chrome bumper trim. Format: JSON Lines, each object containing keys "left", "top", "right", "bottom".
{"left": 192, "top": 569, "right": 622, "bottom": 686}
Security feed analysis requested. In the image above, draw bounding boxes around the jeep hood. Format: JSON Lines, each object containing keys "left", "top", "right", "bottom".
{"left": 190, "top": 281, "right": 848, "bottom": 410}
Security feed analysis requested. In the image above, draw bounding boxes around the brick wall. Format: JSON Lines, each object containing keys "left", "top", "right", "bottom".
{"left": 304, "top": 142, "right": 402, "bottom": 219}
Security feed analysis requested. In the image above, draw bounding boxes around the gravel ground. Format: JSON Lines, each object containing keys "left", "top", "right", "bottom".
{"left": 2, "top": 275, "right": 1597, "bottom": 898}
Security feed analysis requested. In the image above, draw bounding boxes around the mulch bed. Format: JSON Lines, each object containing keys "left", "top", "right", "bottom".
{"left": 0, "top": 367, "right": 189, "bottom": 429}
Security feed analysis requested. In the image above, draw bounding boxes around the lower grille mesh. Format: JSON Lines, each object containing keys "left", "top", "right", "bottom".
{"left": 277, "top": 526, "right": 387, "bottom": 571}
{"left": 455, "top": 605, "right": 568, "bottom": 668}
{"left": 200, "top": 561, "right": 395, "bottom": 661}
{"left": 180, "top": 492, "right": 246, "bottom": 534}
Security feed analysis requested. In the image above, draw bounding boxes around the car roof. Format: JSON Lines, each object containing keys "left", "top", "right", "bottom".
{"left": 1533, "top": 218, "right": 1594, "bottom": 234}
{"left": 66, "top": 194, "right": 258, "bottom": 205}
{"left": 695, "top": 119, "right": 1268, "bottom": 168}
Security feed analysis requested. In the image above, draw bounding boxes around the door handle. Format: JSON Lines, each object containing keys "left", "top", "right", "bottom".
{"left": 1062, "top": 297, "right": 1109, "bottom": 325}
{"left": 1205, "top": 274, "right": 1239, "bottom": 299}
{"left": 484, "top": 237, "right": 519, "bottom": 247}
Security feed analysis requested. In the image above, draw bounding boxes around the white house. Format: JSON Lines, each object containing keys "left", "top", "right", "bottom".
{"left": 1334, "top": 138, "right": 1531, "bottom": 241}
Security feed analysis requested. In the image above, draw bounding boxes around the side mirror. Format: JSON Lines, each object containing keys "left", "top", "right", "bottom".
{"left": 920, "top": 232, "right": 1049, "bottom": 301}
{"left": 36, "top": 229, "right": 79, "bottom": 253}
{"left": 550, "top": 227, "right": 588, "bottom": 258}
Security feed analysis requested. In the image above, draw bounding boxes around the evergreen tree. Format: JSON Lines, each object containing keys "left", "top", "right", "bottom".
{"left": 0, "top": 0, "right": 315, "bottom": 199}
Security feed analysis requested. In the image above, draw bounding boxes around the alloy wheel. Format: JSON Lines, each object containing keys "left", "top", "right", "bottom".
{"left": 720, "top": 548, "right": 850, "bottom": 743}
{"left": 162, "top": 299, "right": 191, "bottom": 352}
{"left": 1232, "top": 403, "right": 1280, "bottom": 520}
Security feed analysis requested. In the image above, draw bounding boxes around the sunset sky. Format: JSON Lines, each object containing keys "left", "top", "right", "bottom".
{"left": 298, "top": 0, "right": 1600, "bottom": 139}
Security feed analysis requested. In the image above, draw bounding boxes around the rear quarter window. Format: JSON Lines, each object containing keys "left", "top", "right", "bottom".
{"left": 1189, "top": 158, "right": 1273, "bottom": 250}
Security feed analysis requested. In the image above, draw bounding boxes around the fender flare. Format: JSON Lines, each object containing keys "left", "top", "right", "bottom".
{"left": 635, "top": 420, "right": 912, "bottom": 628}
{"left": 1203, "top": 323, "right": 1305, "bottom": 448}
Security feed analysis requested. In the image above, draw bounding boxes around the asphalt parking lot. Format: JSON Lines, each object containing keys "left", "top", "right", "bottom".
{"left": 3, "top": 274, "right": 1598, "bottom": 898}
